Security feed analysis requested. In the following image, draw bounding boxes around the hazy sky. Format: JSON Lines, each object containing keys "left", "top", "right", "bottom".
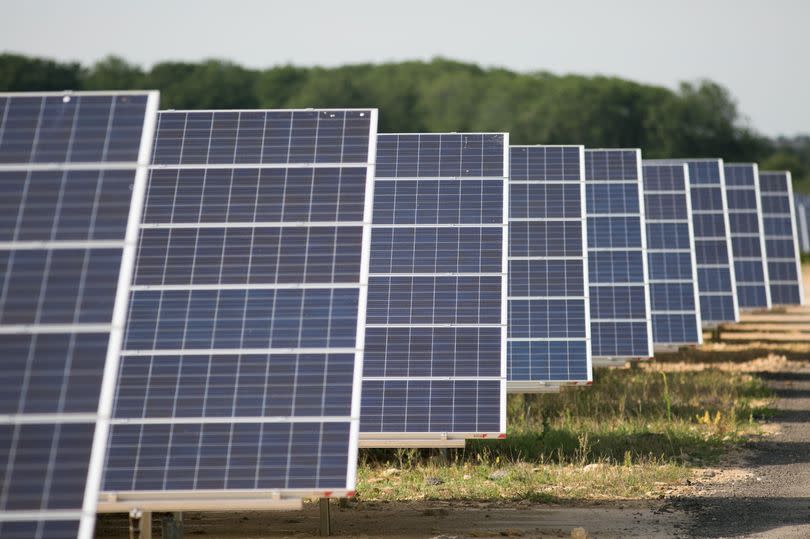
{"left": 2, "top": 0, "right": 807, "bottom": 136}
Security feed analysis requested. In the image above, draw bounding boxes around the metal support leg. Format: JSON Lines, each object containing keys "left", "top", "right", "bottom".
{"left": 712, "top": 325, "right": 722, "bottom": 343}
{"left": 128, "top": 509, "right": 152, "bottom": 539}
{"left": 319, "top": 497, "right": 332, "bottom": 536}
{"left": 161, "top": 512, "right": 184, "bottom": 539}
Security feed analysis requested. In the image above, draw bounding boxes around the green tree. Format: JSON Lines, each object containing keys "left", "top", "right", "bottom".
{"left": 761, "top": 151, "right": 809, "bottom": 192}
{"left": 83, "top": 56, "right": 146, "bottom": 90}
{"left": 0, "top": 53, "right": 81, "bottom": 91}
{"left": 145, "top": 59, "right": 259, "bottom": 109}
{"left": 0, "top": 53, "right": 799, "bottom": 174}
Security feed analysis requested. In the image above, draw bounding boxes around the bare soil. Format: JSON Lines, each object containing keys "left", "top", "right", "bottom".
{"left": 95, "top": 498, "right": 690, "bottom": 538}
{"left": 670, "top": 366, "right": 810, "bottom": 538}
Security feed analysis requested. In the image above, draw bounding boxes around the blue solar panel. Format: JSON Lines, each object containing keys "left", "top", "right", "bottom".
{"left": 647, "top": 159, "right": 739, "bottom": 324}
{"left": 723, "top": 164, "right": 771, "bottom": 309}
{"left": 507, "top": 146, "right": 590, "bottom": 388}
{"left": 361, "top": 133, "right": 507, "bottom": 442}
{"left": 0, "top": 91, "right": 158, "bottom": 539}
{"left": 641, "top": 163, "right": 702, "bottom": 347}
{"left": 585, "top": 149, "right": 653, "bottom": 359}
{"left": 795, "top": 193, "right": 810, "bottom": 253}
{"left": 759, "top": 171, "right": 804, "bottom": 305}
{"left": 102, "top": 109, "right": 377, "bottom": 505}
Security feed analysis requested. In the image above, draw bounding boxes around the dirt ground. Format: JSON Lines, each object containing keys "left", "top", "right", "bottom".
{"left": 669, "top": 364, "right": 810, "bottom": 538}
{"left": 95, "top": 499, "right": 689, "bottom": 538}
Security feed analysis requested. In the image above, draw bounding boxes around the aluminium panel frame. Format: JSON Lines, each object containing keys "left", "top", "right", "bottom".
{"left": 98, "top": 108, "right": 379, "bottom": 508}
{"left": 725, "top": 162, "right": 772, "bottom": 311}
{"left": 768, "top": 170, "right": 806, "bottom": 306}
{"left": 643, "top": 162, "right": 704, "bottom": 350}
{"left": 506, "top": 144, "right": 592, "bottom": 393}
{"left": 359, "top": 132, "right": 509, "bottom": 447}
{"left": 587, "top": 148, "right": 654, "bottom": 361}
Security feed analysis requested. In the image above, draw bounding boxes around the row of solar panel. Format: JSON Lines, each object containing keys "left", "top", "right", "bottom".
{"left": 794, "top": 193, "right": 810, "bottom": 254}
{"left": 0, "top": 93, "right": 804, "bottom": 539}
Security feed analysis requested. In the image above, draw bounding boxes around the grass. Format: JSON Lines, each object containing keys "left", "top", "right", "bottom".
{"left": 356, "top": 363, "right": 774, "bottom": 502}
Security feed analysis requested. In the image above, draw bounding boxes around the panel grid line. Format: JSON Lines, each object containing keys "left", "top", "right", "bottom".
{"left": 759, "top": 170, "right": 804, "bottom": 305}
{"left": 361, "top": 133, "right": 508, "bottom": 439}
{"left": 0, "top": 91, "right": 160, "bottom": 539}
{"left": 585, "top": 149, "right": 653, "bottom": 360}
{"left": 102, "top": 108, "right": 378, "bottom": 502}
{"left": 642, "top": 162, "right": 703, "bottom": 347}
{"left": 723, "top": 163, "right": 771, "bottom": 309}
{"left": 506, "top": 145, "right": 591, "bottom": 386}
{"left": 645, "top": 158, "right": 740, "bottom": 324}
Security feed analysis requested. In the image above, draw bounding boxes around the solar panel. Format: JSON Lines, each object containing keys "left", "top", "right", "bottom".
{"left": 723, "top": 163, "right": 771, "bottom": 310}
{"left": 646, "top": 159, "right": 739, "bottom": 325}
{"left": 99, "top": 109, "right": 378, "bottom": 509}
{"left": 360, "top": 133, "right": 508, "bottom": 446}
{"left": 641, "top": 163, "right": 702, "bottom": 348}
{"left": 794, "top": 193, "right": 810, "bottom": 253}
{"left": 759, "top": 171, "right": 804, "bottom": 305}
{"left": 507, "top": 146, "right": 591, "bottom": 391}
{"left": 0, "top": 91, "right": 159, "bottom": 539}
{"left": 584, "top": 149, "right": 653, "bottom": 361}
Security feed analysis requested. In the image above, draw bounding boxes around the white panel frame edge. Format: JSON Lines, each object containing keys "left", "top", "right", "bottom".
{"left": 684, "top": 164, "right": 705, "bottom": 344}
{"left": 80, "top": 90, "right": 160, "bottom": 539}
{"left": 717, "top": 160, "right": 742, "bottom": 322}
{"left": 786, "top": 171, "right": 806, "bottom": 305}
{"left": 346, "top": 108, "right": 379, "bottom": 492}
{"left": 752, "top": 163, "right": 774, "bottom": 309}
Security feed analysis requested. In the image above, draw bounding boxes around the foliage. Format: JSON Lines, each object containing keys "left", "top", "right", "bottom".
{"left": 0, "top": 53, "right": 81, "bottom": 92}
{"left": 1, "top": 52, "right": 806, "bottom": 186}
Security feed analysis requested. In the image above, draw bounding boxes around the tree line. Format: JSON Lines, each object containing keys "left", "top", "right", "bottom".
{"left": 1, "top": 53, "right": 808, "bottom": 190}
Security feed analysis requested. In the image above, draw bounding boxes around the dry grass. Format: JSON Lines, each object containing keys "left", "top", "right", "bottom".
{"left": 358, "top": 460, "right": 687, "bottom": 502}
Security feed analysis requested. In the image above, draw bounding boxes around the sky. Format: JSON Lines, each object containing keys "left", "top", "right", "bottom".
{"left": 2, "top": 0, "right": 808, "bottom": 137}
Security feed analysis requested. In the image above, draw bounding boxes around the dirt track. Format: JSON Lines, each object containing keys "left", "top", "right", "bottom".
{"left": 672, "top": 366, "right": 810, "bottom": 538}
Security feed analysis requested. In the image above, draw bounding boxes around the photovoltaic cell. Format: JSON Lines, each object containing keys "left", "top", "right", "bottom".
{"left": 646, "top": 159, "right": 739, "bottom": 324}
{"left": 584, "top": 149, "right": 653, "bottom": 359}
{"left": 361, "top": 133, "right": 508, "bottom": 444}
{"left": 795, "top": 193, "right": 810, "bottom": 253}
{"left": 723, "top": 164, "right": 771, "bottom": 309}
{"left": 641, "top": 163, "right": 702, "bottom": 347}
{"left": 0, "top": 91, "right": 158, "bottom": 539}
{"left": 101, "top": 109, "right": 377, "bottom": 506}
{"left": 759, "top": 171, "right": 804, "bottom": 305}
{"left": 507, "top": 146, "right": 590, "bottom": 389}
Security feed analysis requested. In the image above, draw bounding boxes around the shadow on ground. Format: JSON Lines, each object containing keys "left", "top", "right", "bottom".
{"left": 657, "top": 347, "right": 810, "bottom": 365}
{"left": 673, "top": 496, "right": 810, "bottom": 537}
